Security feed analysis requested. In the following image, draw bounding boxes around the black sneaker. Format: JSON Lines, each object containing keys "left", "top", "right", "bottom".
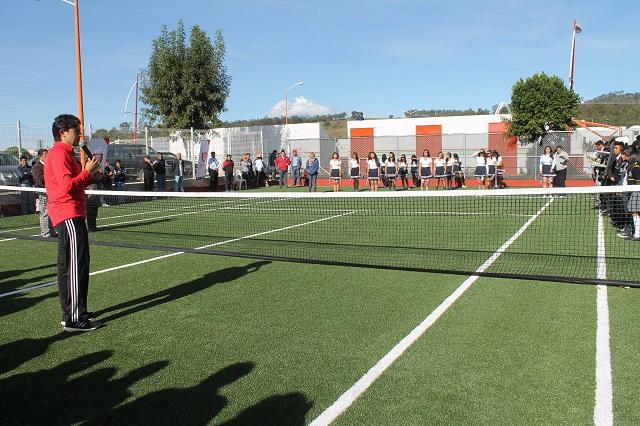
{"left": 61, "top": 312, "right": 97, "bottom": 326}
{"left": 63, "top": 319, "right": 102, "bottom": 333}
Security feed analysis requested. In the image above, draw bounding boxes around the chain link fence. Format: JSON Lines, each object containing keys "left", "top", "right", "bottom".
{"left": 2, "top": 120, "right": 634, "bottom": 184}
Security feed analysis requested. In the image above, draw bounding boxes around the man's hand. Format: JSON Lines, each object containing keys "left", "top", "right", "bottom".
{"left": 84, "top": 157, "right": 100, "bottom": 173}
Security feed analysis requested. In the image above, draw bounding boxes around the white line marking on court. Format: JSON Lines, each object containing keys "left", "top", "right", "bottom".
{"left": 594, "top": 213, "right": 613, "bottom": 426}
{"left": 0, "top": 199, "right": 244, "bottom": 234}
{"left": 0, "top": 210, "right": 353, "bottom": 299}
{"left": 309, "top": 199, "right": 554, "bottom": 426}
{"left": 0, "top": 237, "right": 17, "bottom": 243}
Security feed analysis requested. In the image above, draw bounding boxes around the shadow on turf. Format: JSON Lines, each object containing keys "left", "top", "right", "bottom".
{"left": 95, "top": 261, "right": 271, "bottom": 323}
{"left": 1, "top": 349, "right": 312, "bottom": 425}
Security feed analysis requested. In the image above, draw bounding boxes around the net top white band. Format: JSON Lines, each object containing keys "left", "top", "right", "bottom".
{"left": 2, "top": 184, "right": 639, "bottom": 199}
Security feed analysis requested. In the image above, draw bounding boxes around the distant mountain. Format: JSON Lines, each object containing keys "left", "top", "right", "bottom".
{"left": 585, "top": 91, "right": 640, "bottom": 104}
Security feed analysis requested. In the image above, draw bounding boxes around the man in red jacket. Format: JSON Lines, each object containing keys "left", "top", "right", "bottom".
{"left": 45, "top": 114, "right": 100, "bottom": 332}
{"left": 274, "top": 150, "right": 291, "bottom": 188}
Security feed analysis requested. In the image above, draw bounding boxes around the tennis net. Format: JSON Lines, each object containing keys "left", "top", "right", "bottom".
{"left": 1, "top": 185, "right": 639, "bottom": 286}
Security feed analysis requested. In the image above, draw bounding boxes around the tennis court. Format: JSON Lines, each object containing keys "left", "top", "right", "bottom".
{"left": 1, "top": 185, "right": 639, "bottom": 424}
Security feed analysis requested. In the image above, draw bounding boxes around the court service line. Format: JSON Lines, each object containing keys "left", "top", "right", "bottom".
{"left": 594, "top": 214, "right": 613, "bottom": 426}
{"left": 309, "top": 199, "right": 554, "bottom": 426}
{"left": 0, "top": 210, "right": 353, "bottom": 299}
{"left": 0, "top": 199, "right": 243, "bottom": 235}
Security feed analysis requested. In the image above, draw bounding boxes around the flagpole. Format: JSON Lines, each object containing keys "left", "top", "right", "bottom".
{"left": 73, "top": 0, "right": 87, "bottom": 165}
{"left": 569, "top": 18, "right": 580, "bottom": 91}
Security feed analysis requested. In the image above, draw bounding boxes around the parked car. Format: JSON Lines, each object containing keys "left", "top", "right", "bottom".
{"left": 0, "top": 152, "right": 20, "bottom": 186}
{"left": 103, "top": 144, "right": 192, "bottom": 181}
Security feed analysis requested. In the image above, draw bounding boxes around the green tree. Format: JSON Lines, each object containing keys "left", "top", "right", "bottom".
{"left": 142, "top": 20, "right": 231, "bottom": 129}
{"left": 507, "top": 72, "right": 580, "bottom": 143}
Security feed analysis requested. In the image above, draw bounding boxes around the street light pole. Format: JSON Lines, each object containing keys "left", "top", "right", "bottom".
{"left": 569, "top": 18, "right": 582, "bottom": 91}
{"left": 284, "top": 81, "right": 304, "bottom": 126}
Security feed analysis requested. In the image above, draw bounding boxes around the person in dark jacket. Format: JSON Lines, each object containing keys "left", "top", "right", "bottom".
{"left": 306, "top": 152, "right": 319, "bottom": 192}
{"left": 15, "top": 155, "right": 35, "bottom": 213}
{"left": 268, "top": 149, "right": 277, "bottom": 180}
{"left": 102, "top": 161, "right": 113, "bottom": 190}
{"left": 113, "top": 159, "right": 126, "bottom": 191}
{"left": 31, "top": 149, "right": 55, "bottom": 237}
{"left": 143, "top": 154, "right": 155, "bottom": 192}
{"left": 222, "top": 154, "right": 234, "bottom": 192}
{"left": 153, "top": 152, "right": 166, "bottom": 192}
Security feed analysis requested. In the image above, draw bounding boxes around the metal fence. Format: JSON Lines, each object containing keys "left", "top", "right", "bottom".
{"left": 0, "top": 121, "right": 628, "bottom": 182}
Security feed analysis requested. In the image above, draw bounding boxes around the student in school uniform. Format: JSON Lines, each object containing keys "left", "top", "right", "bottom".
{"left": 419, "top": 149, "right": 432, "bottom": 191}
{"left": 453, "top": 153, "right": 466, "bottom": 188}
{"left": 445, "top": 152, "right": 456, "bottom": 190}
{"left": 379, "top": 154, "right": 387, "bottom": 188}
{"left": 494, "top": 150, "right": 505, "bottom": 188}
{"left": 540, "top": 145, "right": 556, "bottom": 191}
{"left": 367, "top": 152, "right": 380, "bottom": 192}
{"left": 386, "top": 152, "right": 397, "bottom": 191}
{"left": 486, "top": 150, "right": 497, "bottom": 189}
{"left": 433, "top": 152, "right": 446, "bottom": 190}
{"left": 410, "top": 154, "right": 419, "bottom": 189}
{"left": 625, "top": 151, "right": 640, "bottom": 241}
{"left": 329, "top": 152, "right": 342, "bottom": 192}
{"left": 474, "top": 149, "right": 488, "bottom": 190}
{"left": 349, "top": 152, "right": 360, "bottom": 191}
{"left": 398, "top": 154, "right": 409, "bottom": 190}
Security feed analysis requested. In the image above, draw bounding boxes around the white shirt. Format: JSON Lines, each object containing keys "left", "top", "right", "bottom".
{"left": 419, "top": 157, "right": 432, "bottom": 168}
{"left": 349, "top": 159, "right": 359, "bottom": 168}
{"left": 367, "top": 159, "right": 378, "bottom": 169}
{"left": 539, "top": 154, "right": 555, "bottom": 167}
{"left": 398, "top": 161, "right": 407, "bottom": 169}
{"left": 433, "top": 158, "right": 446, "bottom": 167}
{"left": 475, "top": 155, "right": 486, "bottom": 166}
{"left": 386, "top": 160, "right": 396, "bottom": 168}
{"left": 207, "top": 157, "right": 219, "bottom": 169}
{"left": 330, "top": 159, "right": 341, "bottom": 170}
{"left": 487, "top": 157, "right": 497, "bottom": 166}
{"left": 495, "top": 155, "right": 503, "bottom": 167}
{"left": 446, "top": 157, "right": 456, "bottom": 167}
{"left": 255, "top": 158, "right": 265, "bottom": 171}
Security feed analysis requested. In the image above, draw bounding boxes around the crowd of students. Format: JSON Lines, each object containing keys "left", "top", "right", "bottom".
{"left": 591, "top": 136, "right": 640, "bottom": 242}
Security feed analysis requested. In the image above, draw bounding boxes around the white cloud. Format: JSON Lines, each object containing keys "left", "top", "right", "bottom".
{"left": 266, "top": 96, "right": 331, "bottom": 117}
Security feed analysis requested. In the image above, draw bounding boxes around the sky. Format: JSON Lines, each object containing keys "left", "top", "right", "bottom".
{"left": 1, "top": 0, "right": 638, "bottom": 129}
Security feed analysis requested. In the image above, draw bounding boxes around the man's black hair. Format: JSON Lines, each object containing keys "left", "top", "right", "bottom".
{"left": 37, "top": 148, "right": 48, "bottom": 157}
{"left": 20, "top": 155, "right": 28, "bottom": 161}
{"left": 52, "top": 114, "right": 81, "bottom": 141}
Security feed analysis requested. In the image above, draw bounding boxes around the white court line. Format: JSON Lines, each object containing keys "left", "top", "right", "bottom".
{"left": 0, "top": 199, "right": 244, "bottom": 234}
{"left": 0, "top": 210, "right": 353, "bottom": 299}
{"left": 0, "top": 237, "right": 17, "bottom": 243}
{"left": 594, "top": 214, "right": 613, "bottom": 426}
{"left": 309, "top": 199, "right": 554, "bottom": 426}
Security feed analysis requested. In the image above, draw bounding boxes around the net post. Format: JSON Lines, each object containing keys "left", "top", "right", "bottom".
{"left": 16, "top": 121, "right": 22, "bottom": 158}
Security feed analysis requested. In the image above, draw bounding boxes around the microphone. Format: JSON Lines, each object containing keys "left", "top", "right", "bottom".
{"left": 79, "top": 142, "right": 94, "bottom": 160}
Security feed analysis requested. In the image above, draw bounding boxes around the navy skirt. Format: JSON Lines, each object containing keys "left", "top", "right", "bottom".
{"left": 475, "top": 165, "right": 487, "bottom": 176}
{"left": 487, "top": 165, "right": 496, "bottom": 177}
{"left": 330, "top": 169, "right": 341, "bottom": 179}
{"left": 350, "top": 167, "right": 360, "bottom": 179}
{"left": 387, "top": 166, "right": 396, "bottom": 177}
{"left": 398, "top": 168, "right": 407, "bottom": 177}
{"left": 434, "top": 166, "right": 445, "bottom": 177}
{"left": 445, "top": 166, "right": 453, "bottom": 176}
{"left": 368, "top": 169, "right": 379, "bottom": 179}
{"left": 541, "top": 164, "right": 555, "bottom": 177}
{"left": 420, "top": 167, "right": 432, "bottom": 179}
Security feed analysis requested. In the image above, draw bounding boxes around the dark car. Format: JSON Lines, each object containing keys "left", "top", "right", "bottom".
{"left": 0, "top": 152, "right": 20, "bottom": 186}
{"left": 104, "top": 144, "right": 192, "bottom": 181}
